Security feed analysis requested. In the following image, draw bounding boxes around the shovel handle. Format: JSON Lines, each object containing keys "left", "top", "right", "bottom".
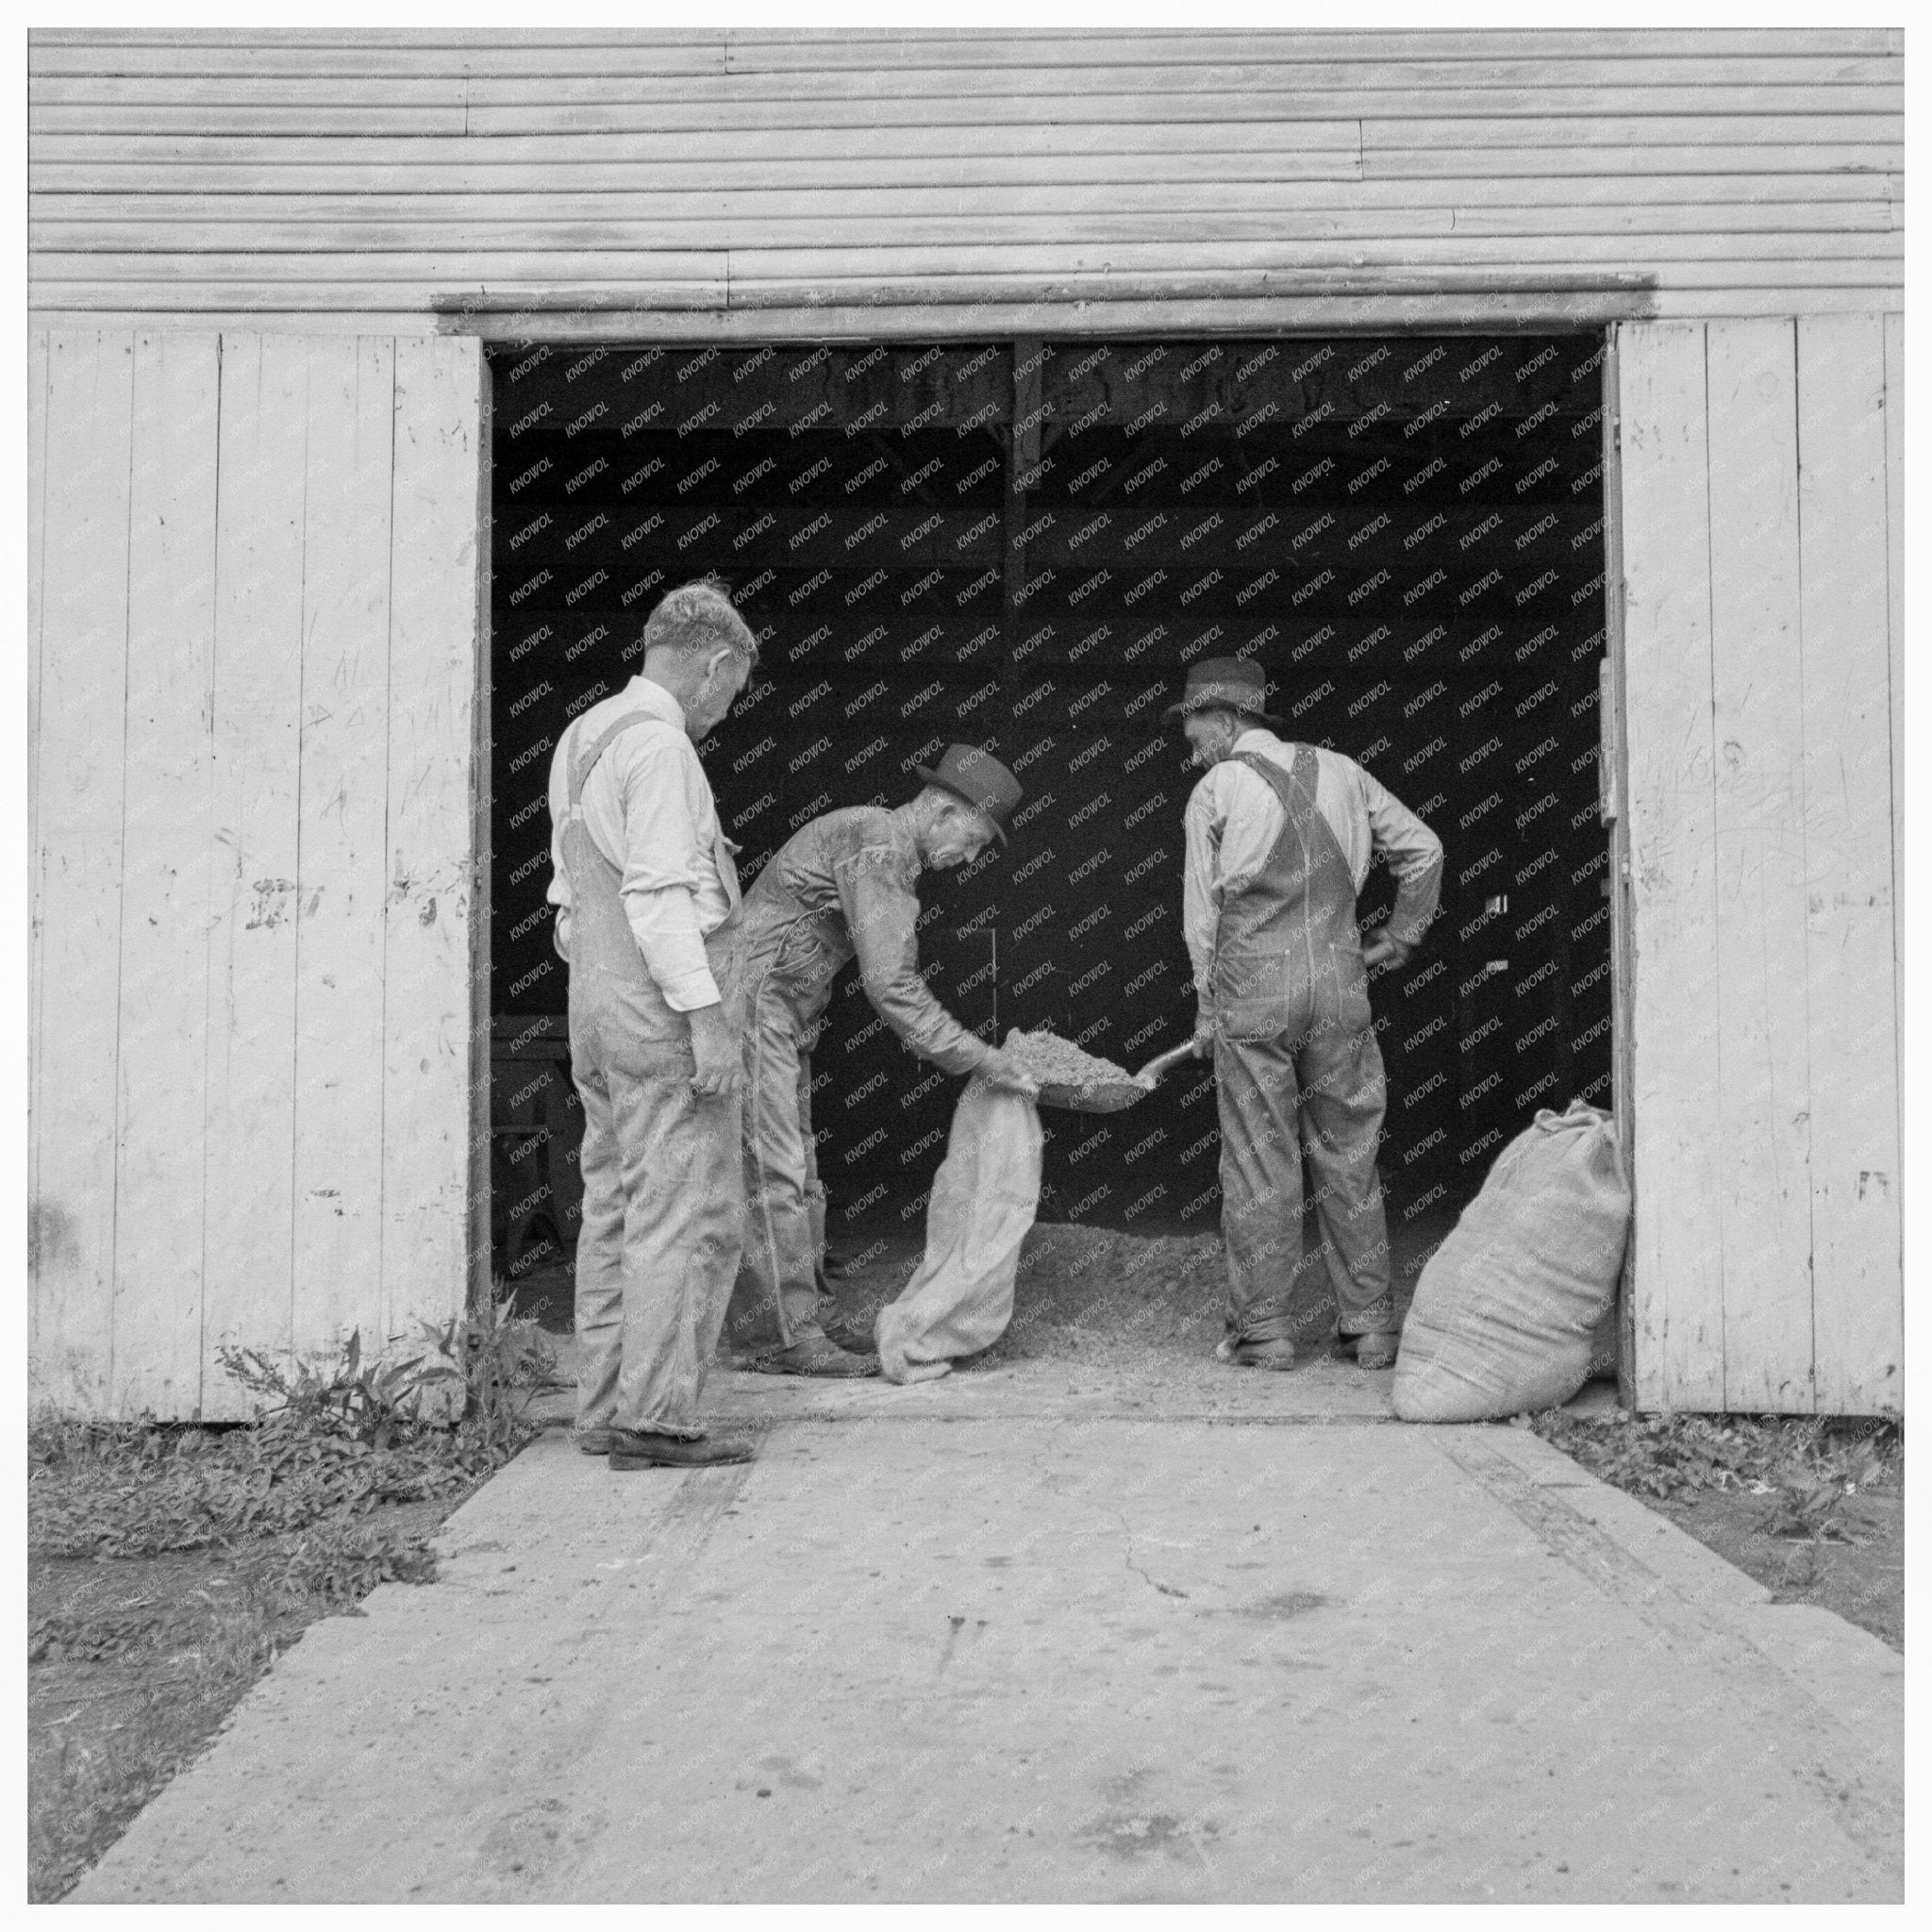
{"left": 1134, "top": 1041, "right": 1202, "bottom": 1085}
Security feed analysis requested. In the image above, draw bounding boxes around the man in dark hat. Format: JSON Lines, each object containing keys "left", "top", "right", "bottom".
{"left": 727, "top": 744, "right": 1041, "bottom": 1374}
{"left": 1170, "top": 657, "right": 1443, "bottom": 1373}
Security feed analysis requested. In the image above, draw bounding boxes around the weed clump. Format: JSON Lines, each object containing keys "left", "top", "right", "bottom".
{"left": 28, "top": 1294, "right": 559, "bottom": 1900}
{"left": 29, "top": 1295, "right": 556, "bottom": 1574}
{"left": 1530, "top": 1408, "right": 1903, "bottom": 1542}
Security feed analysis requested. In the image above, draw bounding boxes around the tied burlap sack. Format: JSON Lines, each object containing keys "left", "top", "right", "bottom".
{"left": 875, "top": 1079, "right": 1044, "bottom": 1385}
{"left": 1393, "top": 1101, "right": 1631, "bottom": 1423}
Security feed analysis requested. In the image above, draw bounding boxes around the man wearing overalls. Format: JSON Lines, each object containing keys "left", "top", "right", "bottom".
{"left": 545, "top": 581, "right": 760, "bottom": 1469}
{"left": 728, "top": 745, "right": 1041, "bottom": 1374}
{"left": 1172, "top": 658, "right": 1444, "bottom": 1373}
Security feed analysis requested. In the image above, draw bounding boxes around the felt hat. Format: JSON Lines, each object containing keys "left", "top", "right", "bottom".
{"left": 1163, "top": 655, "right": 1282, "bottom": 725}
{"left": 913, "top": 742, "right": 1024, "bottom": 846}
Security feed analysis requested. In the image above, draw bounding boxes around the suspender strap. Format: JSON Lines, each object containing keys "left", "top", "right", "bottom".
{"left": 567, "top": 710, "right": 668, "bottom": 812}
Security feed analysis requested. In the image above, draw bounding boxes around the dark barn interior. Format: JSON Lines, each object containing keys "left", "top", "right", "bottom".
{"left": 485, "top": 333, "right": 1613, "bottom": 1306}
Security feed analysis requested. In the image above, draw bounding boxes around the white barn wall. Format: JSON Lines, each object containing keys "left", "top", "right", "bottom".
{"left": 28, "top": 28, "right": 1901, "bottom": 334}
{"left": 24, "top": 30, "right": 1907, "bottom": 1417}
{"left": 26, "top": 329, "right": 486, "bottom": 1420}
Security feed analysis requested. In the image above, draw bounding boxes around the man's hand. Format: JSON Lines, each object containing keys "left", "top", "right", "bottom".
{"left": 978, "top": 1047, "right": 1041, "bottom": 1097}
{"left": 1191, "top": 1002, "right": 1217, "bottom": 1060}
{"left": 1361, "top": 925, "right": 1413, "bottom": 972}
{"left": 687, "top": 1002, "right": 743, "bottom": 1101}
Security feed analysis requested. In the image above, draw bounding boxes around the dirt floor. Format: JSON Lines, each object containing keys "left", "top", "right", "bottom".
{"left": 818, "top": 1202, "right": 1449, "bottom": 1368}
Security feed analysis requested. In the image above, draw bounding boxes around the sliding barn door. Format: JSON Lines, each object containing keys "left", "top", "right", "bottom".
{"left": 28, "top": 330, "right": 488, "bottom": 1420}
{"left": 1618, "top": 316, "right": 1902, "bottom": 1415}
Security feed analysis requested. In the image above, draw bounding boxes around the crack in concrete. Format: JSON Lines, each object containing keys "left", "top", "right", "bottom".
{"left": 1121, "top": 1513, "right": 1190, "bottom": 1600}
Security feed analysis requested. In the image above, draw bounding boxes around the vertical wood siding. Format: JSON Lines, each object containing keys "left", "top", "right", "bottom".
{"left": 27, "top": 328, "right": 485, "bottom": 1420}
{"left": 1620, "top": 317, "right": 1902, "bottom": 1415}
{"left": 26, "top": 28, "right": 1901, "bottom": 334}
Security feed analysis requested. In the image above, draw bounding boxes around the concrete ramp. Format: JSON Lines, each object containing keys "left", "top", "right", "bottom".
{"left": 75, "top": 1368, "right": 1902, "bottom": 1903}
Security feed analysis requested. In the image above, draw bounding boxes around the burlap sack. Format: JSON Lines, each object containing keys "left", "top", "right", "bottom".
{"left": 1393, "top": 1101, "right": 1631, "bottom": 1423}
{"left": 875, "top": 1079, "right": 1044, "bottom": 1384}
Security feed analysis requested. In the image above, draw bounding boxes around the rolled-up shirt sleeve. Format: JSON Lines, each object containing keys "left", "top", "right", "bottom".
{"left": 1359, "top": 769, "right": 1444, "bottom": 945}
{"left": 837, "top": 845, "right": 991, "bottom": 1076}
{"left": 617, "top": 736, "right": 723, "bottom": 1010}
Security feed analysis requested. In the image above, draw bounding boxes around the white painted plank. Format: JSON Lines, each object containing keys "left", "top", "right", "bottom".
{"left": 40, "top": 84, "right": 1898, "bottom": 139}
{"left": 34, "top": 144, "right": 1883, "bottom": 195}
{"left": 111, "top": 331, "right": 220, "bottom": 1419}
{"left": 30, "top": 332, "right": 134, "bottom": 1415}
{"left": 1363, "top": 112, "right": 1895, "bottom": 149}
{"left": 1881, "top": 314, "right": 1903, "bottom": 1341}
{"left": 35, "top": 201, "right": 1898, "bottom": 258}
{"left": 23, "top": 282, "right": 1901, "bottom": 353}
{"left": 200, "top": 332, "right": 308, "bottom": 1419}
{"left": 31, "top": 173, "right": 1896, "bottom": 224}
{"left": 26, "top": 330, "right": 49, "bottom": 1133}
{"left": 32, "top": 73, "right": 471, "bottom": 105}
{"left": 26, "top": 258, "right": 1907, "bottom": 326}
{"left": 1366, "top": 142, "right": 1897, "bottom": 180}
{"left": 26, "top": 53, "right": 1905, "bottom": 104}
{"left": 1617, "top": 322, "right": 1724, "bottom": 1413}
{"left": 291, "top": 336, "right": 396, "bottom": 1362}
{"left": 25, "top": 328, "right": 51, "bottom": 1402}
{"left": 26, "top": 122, "right": 1367, "bottom": 164}
{"left": 31, "top": 25, "right": 1897, "bottom": 63}
{"left": 382, "top": 336, "right": 485, "bottom": 1345}
{"left": 28, "top": 230, "right": 1903, "bottom": 282}
{"left": 1705, "top": 319, "right": 1815, "bottom": 1414}
{"left": 1795, "top": 314, "right": 1901, "bottom": 1414}
{"left": 32, "top": 104, "right": 470, "bottom": 135}
{"left": 27, "top": 37, "right": 727, "bottom": 78}
{"left": 720, "top": 28, "right": 1903, "bottom": 67}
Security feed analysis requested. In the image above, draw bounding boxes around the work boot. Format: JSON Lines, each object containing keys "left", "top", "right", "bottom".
{"left": 748, "top": 1335, "right": 881, "bottom": 1378}
{"left": 1214, "top": 1336, "right": 1301, "bottom": 1372}
{"left": 820, "top": 1308, "right": 879, "bottom": 1355}
{"left": 607, "top": 1428, "right": 758, "bottom": 1470}
{"left": 573, "top": 1427, "right": 615, "bottom": 1456}
{"left": 1353, "top": 1330, "right": 1400, "bottom": 1371}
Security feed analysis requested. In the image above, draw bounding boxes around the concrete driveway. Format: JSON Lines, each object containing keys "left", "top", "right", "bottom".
{"left": 75, "top": 1360, "right": 1903, "bottom": 1903}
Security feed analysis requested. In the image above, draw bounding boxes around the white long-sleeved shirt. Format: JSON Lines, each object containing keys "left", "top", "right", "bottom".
{"left": 544, "top": 675, "right": 734, "bottom": 1011}
{"left": 1182, "top": 727, "right": 1444, "bottom": 998}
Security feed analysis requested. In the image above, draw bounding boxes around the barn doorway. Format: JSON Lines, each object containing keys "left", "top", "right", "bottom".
{"left": 483, "top": 333, "right": 1615, "bottom": 1332}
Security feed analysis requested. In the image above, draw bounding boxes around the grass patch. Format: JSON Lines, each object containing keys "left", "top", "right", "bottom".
{"left": 27, "top": 1299, "right": 559, "bottom": 1902}
{"left": 1529, "top": 1407, "right": 1905, "bottom": 1651}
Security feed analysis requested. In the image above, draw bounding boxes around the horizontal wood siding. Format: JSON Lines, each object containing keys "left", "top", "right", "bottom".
{"left": 28, "top": 28, "right": 1901, "bottom": 333}
{"left": 1620, "top": 318, "right": 1903, "bottom": 1416}
{"left": 27, "top": 328, "right": 485, "bottom": 1420}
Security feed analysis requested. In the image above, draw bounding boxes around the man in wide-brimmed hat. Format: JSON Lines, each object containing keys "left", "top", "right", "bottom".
{"left": 1169, "top": 656, "right": 1443, "bottom": 1373}
{"left": 727, "top": 744, "right": 1041, "bottom": 1375}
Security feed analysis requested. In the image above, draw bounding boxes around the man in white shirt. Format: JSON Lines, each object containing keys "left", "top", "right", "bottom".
{"left": 545, "top": 579, "right": 759, "bottom": 1469}
{"left": 1173, "top": 656, "right": 1443, "bottom": 1373}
